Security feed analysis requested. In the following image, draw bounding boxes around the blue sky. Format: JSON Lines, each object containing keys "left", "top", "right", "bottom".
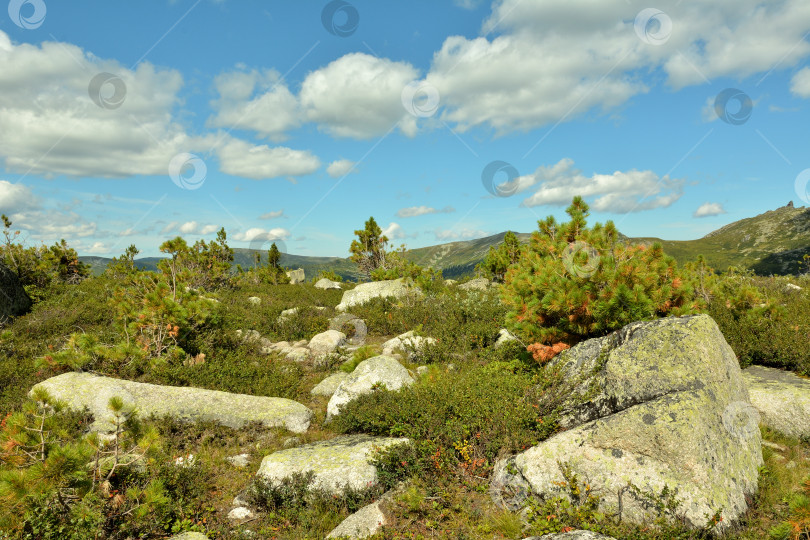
{"left": 2, "top": 0, "right": 810, "bottom": 258}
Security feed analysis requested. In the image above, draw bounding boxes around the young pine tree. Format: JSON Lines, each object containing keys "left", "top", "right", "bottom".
{"left": 477, "top": 231, "right": 524, "bottom": 282}
{"left": 502, "top": 196, "right": 703, "bottom": 346}
{"left": 349, "top": 217, "right": 389, "bottom": 280}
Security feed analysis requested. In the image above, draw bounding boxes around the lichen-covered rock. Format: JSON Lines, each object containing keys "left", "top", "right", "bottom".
{"left": 326, "top": 499, "right": 386, "bottom": 538}
{"left": 283, "top": 346, "right": 310, "bottom": 363}
{"left": 0, "top": 262, "right": 32, "bottom": 322}
{"left": 169, "top": 532, "right": 209, "bottom": 540}
{"left": 311, "top": 372, "right": 351, "bottom": 396}
{"left": 335, "top": 279, "right": 420, "bottom": 311}
{"left": 491, "top": 315, "right": 762, "bottom": 533}
{"left": 247, "top": 296, "right": 261, "bottom": 305}
{"left": 494, "top": 328, "right": 517, "bottom": 348}
{"left": 33, "top": 372, "right": 313, "bottom": 433}
{"left": 256, "top": 434, "right": 409, "bottom": 495}
{"left": 743, "top": 365, "right": 810, "bottom": 439}
{"left": 315, "top": 277, "right": 342, "bottom": 290}
{"left": 227, "top": 506, "right": 254, "bottom": 523}
{"left": 308, "top": 329, "right": 346, "bottom": 358}
{"left": 459, "top": 277, "right": 491, "bottom": 291}
{"left": 286, "top": 268, "right": 305, "bottom": 284}
{"left": 381, "top": 331, "right": 436, "bottom": 359}
{"left": 326, "top": 355, "right": 415, "bottom": 421}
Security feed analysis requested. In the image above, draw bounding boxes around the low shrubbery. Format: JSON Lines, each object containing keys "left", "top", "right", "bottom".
{"left": 709, "top": 272, "right": 810, "bottom": 374}
{"left": 1, "top": 215, "right": 89, "bottom": 302}
{"left": 332, "top": 362, "right": 558, "bottom": 485}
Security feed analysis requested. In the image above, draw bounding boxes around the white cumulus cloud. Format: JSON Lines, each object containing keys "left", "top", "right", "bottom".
{"left": 519, "top": 158, "right": 683, "bottom": 213}
{"left": 396, "top": 205, "right": 455, "bottom": 218}
{"left": 300, "top": 53, "right": 420, "bottom": 139}
{"left": 326, "top": 159, "right": 358, "bottom": 178}
{"left": 693, "top": 202, "right": 727, "bottom": 218}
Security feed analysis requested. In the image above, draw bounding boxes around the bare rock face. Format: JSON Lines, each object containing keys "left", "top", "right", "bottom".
{"left": 490, "top": 315, "right": 762, "bottom": 533}
{"left": 0, "top": 262, "right": 32, "bottom": 322}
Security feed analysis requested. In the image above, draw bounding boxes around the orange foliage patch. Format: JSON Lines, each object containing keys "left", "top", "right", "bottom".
{"left": 527, "top": 342, "right": 571, "bottom": 364}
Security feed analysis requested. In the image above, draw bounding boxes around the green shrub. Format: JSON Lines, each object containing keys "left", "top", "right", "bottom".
{"left": 709, "top": 273, "right": 810, "bottom": 373}
{"left": 332, "top": 364, "right": 554, "bottom": 479}
{"left": 502, "top": 196, "right": 702, "bottom": 345}
{"left": 245, "top": 470, "right": 382, "bottom": 537}
{"left": 1, "top": 215, "right": 89, "bottom": 300}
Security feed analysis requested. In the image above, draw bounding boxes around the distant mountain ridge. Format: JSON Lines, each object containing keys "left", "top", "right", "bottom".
{"left": 80, "top": 203, "right": 810, "bottom": 279}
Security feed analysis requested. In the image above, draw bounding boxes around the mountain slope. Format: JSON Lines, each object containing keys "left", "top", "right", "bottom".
{"left": 80, "top": 203, "right": 810, "bottom": 279}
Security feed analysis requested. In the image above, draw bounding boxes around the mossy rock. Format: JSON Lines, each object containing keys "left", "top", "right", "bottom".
{"left": 491, "top": 315, "right": 762, "bottom": 533}
{"left": 257, "top": 434, "right": 409, "bottom": 495}
{"left": 32, "top": 372, "right": 313, "bottom": 433}
{"left": 743, "top": 365, "right": 810, "bottom": 439}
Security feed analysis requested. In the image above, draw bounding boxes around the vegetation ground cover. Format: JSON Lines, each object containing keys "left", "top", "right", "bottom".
{"left": 2, "top": 203, "right": 810, "bottom": 538}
